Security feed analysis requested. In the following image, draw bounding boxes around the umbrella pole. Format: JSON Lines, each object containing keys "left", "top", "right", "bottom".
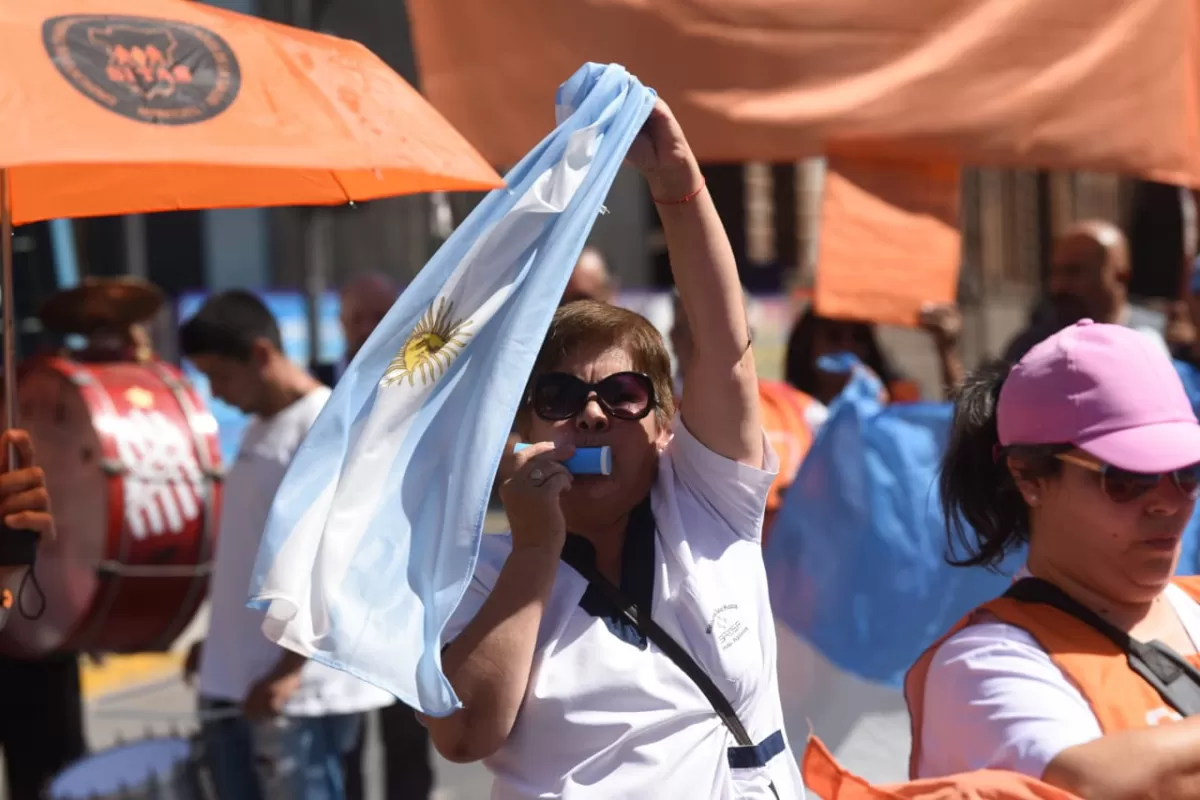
{"left": 0, "top": 168, "right": 14, "bottom": 437}
{"left": 0, "top": 168, "right": 35, "bottom": 567}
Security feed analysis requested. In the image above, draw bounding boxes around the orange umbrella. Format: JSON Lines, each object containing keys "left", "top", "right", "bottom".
{"left": 1, "top": 0, "right": 502, "bottom": 222}
{"left": 0, "top": 0, "right": 503, "bottom": 560}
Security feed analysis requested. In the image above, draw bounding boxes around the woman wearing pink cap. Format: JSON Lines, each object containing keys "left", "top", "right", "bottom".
{"left": 905, "top": 319, "right": 1200, "bottom": 799}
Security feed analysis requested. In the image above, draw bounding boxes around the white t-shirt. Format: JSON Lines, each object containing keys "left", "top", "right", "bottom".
{"left": 197, "top": 386, "right": 393, "bottom": 717}
{"left": 917, "top": 582, "right": 1200, "bottom": 780}
{"left": 1123, "top": 303, "right": 1169, "bottom": 357}
{"left": 442, "top": 420, "right": 804, "bottom": 800}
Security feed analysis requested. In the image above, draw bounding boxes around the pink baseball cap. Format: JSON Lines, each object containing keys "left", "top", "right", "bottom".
{"left": 997, "top": 319, "right": 1200, "bottom": 472}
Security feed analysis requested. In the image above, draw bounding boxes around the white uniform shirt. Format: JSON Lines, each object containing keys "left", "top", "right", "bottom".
{"left": 443, "top": 420, "right": 804, "bottom": 799}
{"left": 917, "top": 581, "right": 1200, "bottom": 780}
{"left": 197, "top": 387, "right": 393, "bottom": 717}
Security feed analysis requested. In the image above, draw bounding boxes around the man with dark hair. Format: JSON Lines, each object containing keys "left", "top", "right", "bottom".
{"left": 179, "top": 291, "right": 289, "bottom": 416}
{"left": 180, "top": 290, "right": 393, "bottom": 799}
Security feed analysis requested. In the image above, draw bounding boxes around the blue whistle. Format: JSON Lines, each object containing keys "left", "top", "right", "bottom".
{"left": 513, "top": 444, "right": 612, "bottom": 475}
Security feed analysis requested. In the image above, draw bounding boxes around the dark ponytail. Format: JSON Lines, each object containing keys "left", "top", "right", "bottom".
{"left": 940, "top": 359, "right": 1064, "bottom": 569}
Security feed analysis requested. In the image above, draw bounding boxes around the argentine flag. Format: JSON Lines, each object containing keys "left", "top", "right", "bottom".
{"left": 247, "top": 63, "right": 655, "bottom": 717}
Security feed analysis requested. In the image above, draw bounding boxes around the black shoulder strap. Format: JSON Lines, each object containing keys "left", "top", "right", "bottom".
{"left": 1004, "top": 577, "right": 1200, "bottom": 717}
{"left": 571, "top": 557, "right": 753, "bottom": 746}
{"left": 572, "top": 511, "right": 781, "bottom": 798}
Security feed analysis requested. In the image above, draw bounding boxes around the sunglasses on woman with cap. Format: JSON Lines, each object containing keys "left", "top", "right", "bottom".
{"left": 1055, "top": 452, "right": 1200, "bottom": 504}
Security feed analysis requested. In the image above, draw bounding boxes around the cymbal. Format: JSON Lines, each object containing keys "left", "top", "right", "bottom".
{"left": 39, "top": 277, "right": 166, "bottom": 335}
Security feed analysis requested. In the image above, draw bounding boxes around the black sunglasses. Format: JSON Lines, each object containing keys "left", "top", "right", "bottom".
{"left": 529, "top": 371, "right": 657, "bottom": 421}
{"left": 1056, "top": 453, "right": 1200, "bottom": 504}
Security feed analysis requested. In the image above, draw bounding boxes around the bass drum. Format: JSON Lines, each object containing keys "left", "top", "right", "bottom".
{"left": 0, "top": 355, "right": 223, "bottom": 656}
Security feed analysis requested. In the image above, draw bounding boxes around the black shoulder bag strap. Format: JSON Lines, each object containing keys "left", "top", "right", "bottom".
{"left": 1004, "top": 577, "right": 1200, "bottom": 717}
{"left": 573, "top": 557, "right": 752, "bottom": 743}
{"left": 572, "top": 557, "right": 780, "bottom": 798}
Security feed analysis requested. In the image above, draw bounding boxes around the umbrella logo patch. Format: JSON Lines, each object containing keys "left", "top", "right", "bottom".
{"left": 43, "top": 15, "right": 241, "bottom": 126}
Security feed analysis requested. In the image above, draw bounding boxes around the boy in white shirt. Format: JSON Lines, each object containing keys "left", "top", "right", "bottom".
{"left": 181, "top": 291, "right": 393, "bottom": 800}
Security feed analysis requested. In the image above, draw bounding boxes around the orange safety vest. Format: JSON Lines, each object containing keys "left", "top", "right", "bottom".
{"left": 904, "top": 576, "right": 1200, "bottom": 780}
{"left": 802, "top": 736, "right": 1083, "bottom": 800}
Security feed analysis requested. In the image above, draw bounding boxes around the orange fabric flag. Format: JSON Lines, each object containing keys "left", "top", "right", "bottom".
{"left": 407, "top": 0, "right": 1200, "bottom": 184}
{"left": 803, "top": 738, "right": 1083, "bottom": 800}
{"left": 814, "top": 157, "right": 961, "bottom": 327}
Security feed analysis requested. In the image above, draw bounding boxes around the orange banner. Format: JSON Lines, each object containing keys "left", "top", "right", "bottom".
{"left": 815, "top": 158, "right": 961, "bottom": 327}
{"left": 407, "top": 0, "right": 1200, "bottom": 183}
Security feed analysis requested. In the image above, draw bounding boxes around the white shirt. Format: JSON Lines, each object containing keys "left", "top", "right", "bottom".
{"left": 198, "top": 386, "right": 393, "bottom": 716}
{"left": 1122, "top": 303, "right": 1169, "bottom": 356}
{"left": 442, "top": 420, "right": 804, "bottom": 799}
{"left": 917, "top": 582, "right": 1200, "bottom": 780}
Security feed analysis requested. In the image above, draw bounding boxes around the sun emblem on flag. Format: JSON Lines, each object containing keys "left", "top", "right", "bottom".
{"left": 380, "top": 298, "right": 473, "bottom": 388}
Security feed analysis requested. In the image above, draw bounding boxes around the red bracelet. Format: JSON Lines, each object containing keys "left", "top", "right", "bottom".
{"left": 652, "top": 177, "right": 706, "bottom": 206}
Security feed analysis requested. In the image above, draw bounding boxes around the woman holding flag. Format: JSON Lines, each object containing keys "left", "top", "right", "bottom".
{"left": 907, "top": 320, "right": 1200, "bottom": 799}
{"left": 421, "top": 98, "right": 801, "bottom": 798}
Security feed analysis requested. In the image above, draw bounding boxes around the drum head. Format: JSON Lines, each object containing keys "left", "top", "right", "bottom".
{"left": 48, "top": 738, "right": 193, "bottom": 798}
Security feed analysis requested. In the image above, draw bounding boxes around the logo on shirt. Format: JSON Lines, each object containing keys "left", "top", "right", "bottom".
{"left": 706, "top": 604, "right": 750, "bottom": 651}
{"left": 381, "top": 297, "right": 473, "bottom": 388}
{"left": 42, "top": 15, "right": 241, "bottom": 125}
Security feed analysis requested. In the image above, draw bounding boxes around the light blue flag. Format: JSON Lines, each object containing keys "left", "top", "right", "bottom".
{"left": 247, "top": 63, "right": 656, "bottom": 717}
{"left": 1172, "top": 358, "right": 1200, "bottom": 576}
{"left": 765, "top": 356, "right": 1021, "bottom": 688}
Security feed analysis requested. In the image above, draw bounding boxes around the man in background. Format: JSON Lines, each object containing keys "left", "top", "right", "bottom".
{"left": 181, "top": 291, "right": 393, "bottom": 799}
{"left": 561, "top": 246, "right": 616, "bottom": 304}
{"left": 335, "top": 273, "right": 434, "bottom": 800}
{"left": 1003, "top": 220, "right": 1167, "bottom": 362}
{"left": 336, "top": 273, "right": 402, "bottom": 382}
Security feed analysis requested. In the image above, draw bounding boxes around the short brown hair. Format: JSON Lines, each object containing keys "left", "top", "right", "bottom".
{"left": 523, "top": 300, "right": 675, "bottom": 425}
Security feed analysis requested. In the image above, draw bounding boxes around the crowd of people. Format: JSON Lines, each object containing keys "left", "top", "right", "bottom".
{"left": 1, "top": 95, "right": 1199, "bottom": 800}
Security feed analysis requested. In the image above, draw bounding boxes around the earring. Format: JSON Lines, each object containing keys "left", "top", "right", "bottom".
{"left": 1028, "top": 494, "right": 1040, "bottom": 505}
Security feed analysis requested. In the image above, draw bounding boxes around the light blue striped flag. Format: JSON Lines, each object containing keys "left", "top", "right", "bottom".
{"left": 247, "top": 63, "right": 656, "bottom": 716}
